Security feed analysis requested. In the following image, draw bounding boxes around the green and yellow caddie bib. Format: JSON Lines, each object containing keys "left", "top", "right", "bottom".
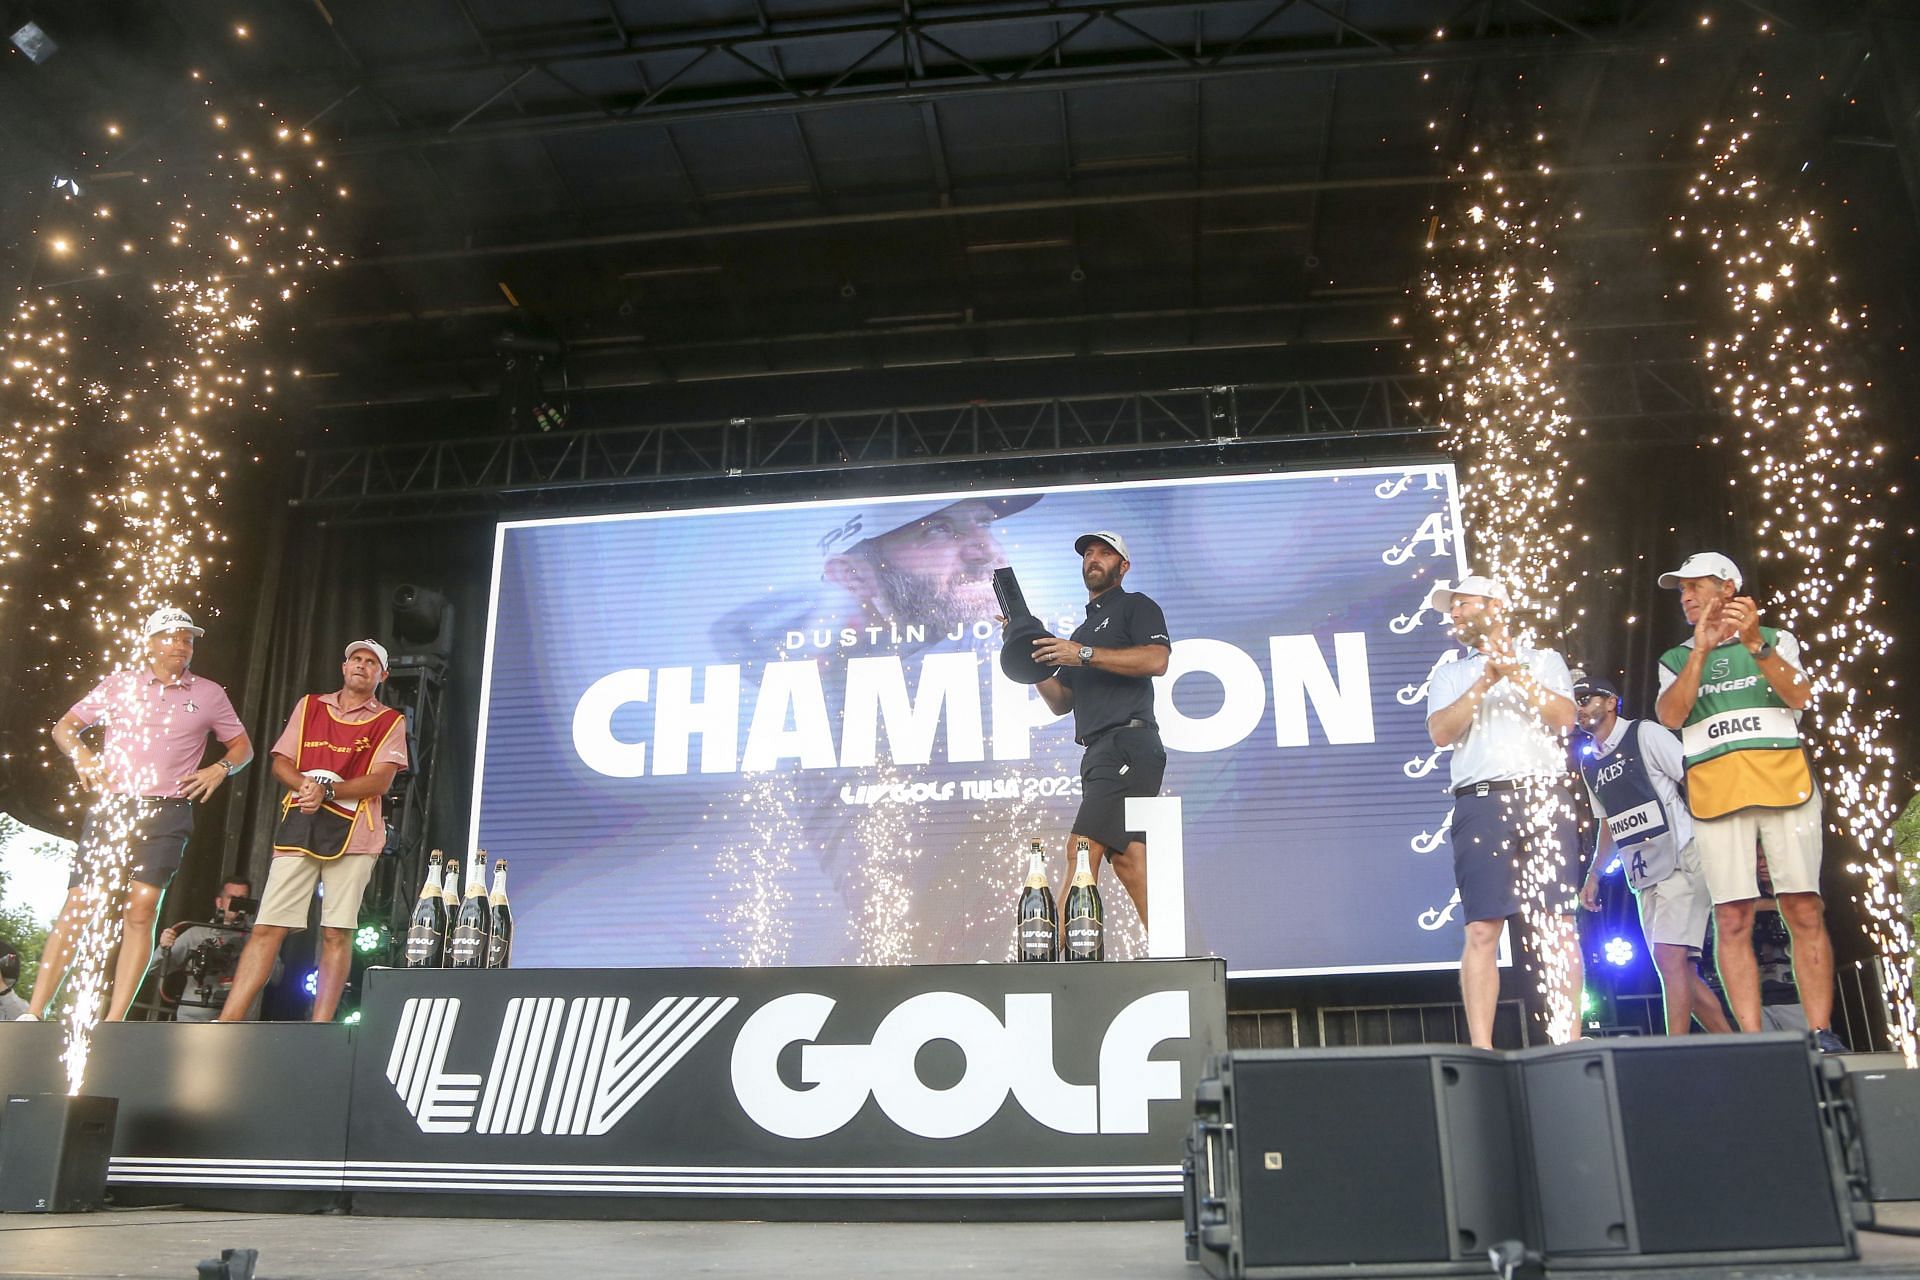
{"left": 1658, "top": 626, "right": 1812, "bottom": 820}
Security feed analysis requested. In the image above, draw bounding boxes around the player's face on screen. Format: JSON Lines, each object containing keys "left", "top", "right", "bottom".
{"left": 864, "top": 500, "right": 1004, "bottom": 628}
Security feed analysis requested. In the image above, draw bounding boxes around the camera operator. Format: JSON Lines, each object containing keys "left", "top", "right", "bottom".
{"left": 151, "top": 877, "right": 275, "bottom": 1022}
{"left": 0, "top": 941, "right": 25, "bottom": 1021}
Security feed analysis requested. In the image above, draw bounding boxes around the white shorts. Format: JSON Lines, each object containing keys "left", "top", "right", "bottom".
{"left": 1693, "top": 790, "right": 1823, "bottom": 904}
{"left": 1633, "top": 839, "right": 1713, "bottom": 952}
{"left": 257, "top": 853, "right": 377, "bottom": 930}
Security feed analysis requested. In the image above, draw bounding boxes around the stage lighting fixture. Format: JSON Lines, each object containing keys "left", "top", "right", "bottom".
{"left": 1603, "top": 936, "right": 1636, "bottom": 967}
{"left": 1602, "top": 855, "right": 1622, "bottom": 876}
{"left": 354, "top": 925, "right": 384, "bottom": 954}
{"left": 1581, "top": 987, "right": 1596, "bottom": 1016}
{"left": 8, "top": 19, "right": 55, "bottom": 63}
{"left": 342, "top": 1010, "right": 362, "bottom": 1026}
{"left": 301, "top": 970, "right": 318, "bottom": 997}
{"left": 385, "top": 583, "right": 453, "bottom": 663}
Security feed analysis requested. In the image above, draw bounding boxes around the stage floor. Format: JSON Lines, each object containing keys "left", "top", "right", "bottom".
{"left": 4, "top": 1206, "right": 1920, "bottom": 1280}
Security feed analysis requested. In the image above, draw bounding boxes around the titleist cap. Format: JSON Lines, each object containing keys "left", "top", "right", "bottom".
{"left": 144, "top": 606, "right": 205, "bottom": 638}
{"left": 344, "top": 638, "right": 390, "bottom": 671}
{"left": 1425, "top": 574, "right": 1510, "bottom": 613}
{"left": 1658, "top": 552, "right": 1742, "bottom": 591}
{"left": 1074, "top": 530, "right": 1131, "bottom": 561}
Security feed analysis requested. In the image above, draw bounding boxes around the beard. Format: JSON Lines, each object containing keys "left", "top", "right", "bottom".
{"left": 874, "top": 562, "right": 998, "bottom": 633}
{"left": 1083, "top": 564, "right": 1118, "bottom": 593}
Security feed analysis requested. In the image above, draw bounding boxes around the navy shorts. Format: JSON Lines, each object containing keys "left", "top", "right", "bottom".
{"left": 1073, "top": 723, "right": 1167, "bottom": 854}
{"left": 1449, "top": 781, "right": 1582, "bottom": 922}
{"left": 68, "top": 799, "right": 194, "bottom": 890}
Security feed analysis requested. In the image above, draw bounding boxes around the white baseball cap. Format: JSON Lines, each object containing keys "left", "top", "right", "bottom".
{"left": 1074, "top": 530, "right": 1131, "bottom": 561}
{"left": 143, "top": 606, "right": 205, "bottom": 638}
{"left": 1658, "top": 552, "right": 1742, "bottom": 591}
{"left": 344, "top": 638, "right": 390, "bottom": 671}
{"left": 1425, "top": 575, "right": 1511, "bottom": 613}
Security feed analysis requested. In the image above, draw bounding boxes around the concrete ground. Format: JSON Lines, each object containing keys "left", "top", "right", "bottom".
{"left": 3, "top": 1206, "right": 1920, "bottom": 1280}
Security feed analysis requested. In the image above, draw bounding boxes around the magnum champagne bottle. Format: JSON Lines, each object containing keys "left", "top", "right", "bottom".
{"left": 403, "top": 850, "right": 446, "bottom": 968}
{"left": 1015, "top": 838, "right": 1057, "bottom": 962}
{"left": 449, "top": 848, "right": 490, "bottom": 969}
{"left": 1061, "top": 838, "right": 1104, "bottom": 961}
{"left": 439, "top": 854, "right": 462, "bottom": 967}
{"left": 484, "top": 858, "right": 514, "bottom": 969}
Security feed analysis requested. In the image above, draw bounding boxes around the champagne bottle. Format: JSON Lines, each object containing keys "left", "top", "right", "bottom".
{"left": 403, "top": 850, "right": 446, "bottom": 968}
{"left": 439, "top": 855, "right": 462, "bottom": 967}
{"left": 449, "top": 848, "right": 490, "bottom": 969}
{"left": 1061, "top": 838, "right": 1104, "bottom": 961}
{"left": 1015, "top": 838, "right": 1057, "bottom": 962}
{"left": 484, "top": 858, "right": 514, "bottom": 969}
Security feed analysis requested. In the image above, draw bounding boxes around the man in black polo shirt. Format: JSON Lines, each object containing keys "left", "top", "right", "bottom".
{"left": 1029, "top": 530, "right": 1171, "bottom": 926}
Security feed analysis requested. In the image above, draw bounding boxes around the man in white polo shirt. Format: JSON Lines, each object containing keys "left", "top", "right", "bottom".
{"left": 1652, "top": 551, "right": 1838, "bottom": 1049}
{"left": 1425, "top": 574, "right": 1582, "bottom": 1049}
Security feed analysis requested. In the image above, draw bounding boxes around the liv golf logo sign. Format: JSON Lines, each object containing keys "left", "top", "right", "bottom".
{"left": 384, "top": 989, "right": 1191, "bottom": 1140}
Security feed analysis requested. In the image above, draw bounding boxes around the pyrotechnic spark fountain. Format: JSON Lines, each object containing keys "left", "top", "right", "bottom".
{"left": 711, "top": 772, "right": 799, "bottom": 966}
{"left": 1678, "top": 88, "right": 1915, "bottom": 1062}
{"left": 1418, "top": 144, "right": 1583, "bottom": 1043}
{"left": 0, "top": 73, "right": 341, "bottom": 1089}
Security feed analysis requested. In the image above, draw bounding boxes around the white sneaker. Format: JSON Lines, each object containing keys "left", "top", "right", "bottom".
{"left": 13, "top": 1012, "right": 39, "bottom": 1021}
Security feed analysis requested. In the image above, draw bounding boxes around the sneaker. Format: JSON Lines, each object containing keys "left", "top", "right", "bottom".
{"left": 1812, "top": 1028, "right": 1848, "bottom": 1054}
{"left": 12, "top": 1012, "right": 39, "bottom": 1021}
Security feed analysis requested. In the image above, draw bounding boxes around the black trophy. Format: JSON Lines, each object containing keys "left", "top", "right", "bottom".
{"left": 994, "top": 566, "right": 1059, "bottom": 685}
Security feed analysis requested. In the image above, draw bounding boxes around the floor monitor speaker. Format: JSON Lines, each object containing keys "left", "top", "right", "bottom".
{"left": 1516, "top": 1034, "right": 1858, "bottom": 1268}
{"left": 0, "top": 1093, "right": 118, "bottom": 1213}
{"left": 1185, "top": 1047, "right": 1524, "bottom": 1278}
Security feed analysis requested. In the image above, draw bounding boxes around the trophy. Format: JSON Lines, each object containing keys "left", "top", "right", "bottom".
{"left": 994, "top": 567, "right": 1059, "bottom": 685}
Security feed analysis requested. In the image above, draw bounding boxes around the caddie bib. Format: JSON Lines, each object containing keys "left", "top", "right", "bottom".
{"left": 1658, "top": 627, "right": 1811, "bottom": 819}
{"left": 1578, "top": 720, "right": 1679, "bottom": 891}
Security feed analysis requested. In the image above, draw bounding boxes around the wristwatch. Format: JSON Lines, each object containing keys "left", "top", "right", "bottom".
{"left": 221, "top": 760, "right": 239, "bottom": 777}
{"left": 1753, "top": 640, "right": 1775, "bottom": 661}
{"left": 1078, "top": 645, "right": 1094, "bottom": 666}
{"left": 321, "top": 779, "right": 337, "bottom": 804}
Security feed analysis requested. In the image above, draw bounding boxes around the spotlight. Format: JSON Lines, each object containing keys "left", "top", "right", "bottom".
{"left": 1603, "top": 936, "right": 1636, "bottom": 967}
{"left": 354, "top": 925, "right": 385, "bottom": 955}
{"left": 384, "top": 583, "right": 453, "bottom": 663}
{"left": 1580, "top": 987, "right": 1596, "bottom": 1016}
{"left": 9, "top": 19, "right": 56, "bottom": 64}
{"left": 300, "top": 970, "right": 318, "bottom": 997}
{"left": 342, "top": 1010, "right": 362, "bottom": 1026}
{"left": 1602, "top": 855, "right": 1622, "bottom": 876}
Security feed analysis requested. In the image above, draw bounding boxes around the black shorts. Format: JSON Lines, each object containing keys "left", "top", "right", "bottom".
{"left": 1449, "top": 781, "right": 1582, "bottom": 922}
{"left": 1072, "top": 723, "right": 1167, "bottom": 854}
{"left": 68, "top": 799, "right": 194, "bottom": 891}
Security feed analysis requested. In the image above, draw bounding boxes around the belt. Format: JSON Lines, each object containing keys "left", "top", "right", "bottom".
{"left": 1451, "top": 776, "right": 1568, "bottom": 799}
{"left": 133, "top": 796, "right": 190, "bottom": 807}
{"left": 1080, "top": 717, "right": 1151, "bottom": 747}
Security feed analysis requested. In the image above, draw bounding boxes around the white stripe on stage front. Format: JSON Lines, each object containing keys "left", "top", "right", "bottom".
{"left": 107, "top": 1157, "right": 1179, "bottom": 1196}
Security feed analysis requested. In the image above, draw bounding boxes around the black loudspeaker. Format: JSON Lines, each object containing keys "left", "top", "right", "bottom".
{"left": 1835, "top": 1055, "right": 1920, "bottom": 1203}
{"left": 0, "top": 1094, "right": 118, "bottom": 1213}
{"left": 1517, "top": 1034, "right": 1857, "bottom": 1268}
{"left": 1185, "top": 1047, "right": 1526, "bottom": 1278}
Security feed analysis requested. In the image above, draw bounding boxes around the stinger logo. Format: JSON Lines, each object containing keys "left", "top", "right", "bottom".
{"left": 385, "top": 994, "right": 737, "bottom": 1136}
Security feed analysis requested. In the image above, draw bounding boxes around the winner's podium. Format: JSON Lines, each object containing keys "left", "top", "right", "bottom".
{"left": 4, "top": 958, "right": 1226, "bottom": 1221}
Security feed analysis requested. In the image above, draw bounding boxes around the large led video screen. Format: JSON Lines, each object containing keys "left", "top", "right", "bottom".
{"left": 472, "top": 464, "right": 1471, "bottom": 976}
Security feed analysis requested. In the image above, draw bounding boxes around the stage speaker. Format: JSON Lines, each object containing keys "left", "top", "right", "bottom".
{"left": 0, "top": 1094, "right": 118, "bottom": 1213}
{"left": 1516, "top": 1034, "right": 1858, "bottom": 1267}
{"left": 1184, "top": 1047, "right": 1526, "bottom": 1278}
{"left": 1834, "top": 1055, "right": 1920, "bottom": 1203}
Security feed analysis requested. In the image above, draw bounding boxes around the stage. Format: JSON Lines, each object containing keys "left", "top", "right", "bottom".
{"left": 5, "top": 1205, "right": 1920, "bottom": 1280}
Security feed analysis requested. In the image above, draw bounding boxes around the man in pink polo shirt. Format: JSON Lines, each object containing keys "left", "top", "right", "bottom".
{"left": 221, "top": 639, "right": 409, "bottom": 1023}
{"left": 23, "top": 607, "right": 252, "bottom": 1022}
